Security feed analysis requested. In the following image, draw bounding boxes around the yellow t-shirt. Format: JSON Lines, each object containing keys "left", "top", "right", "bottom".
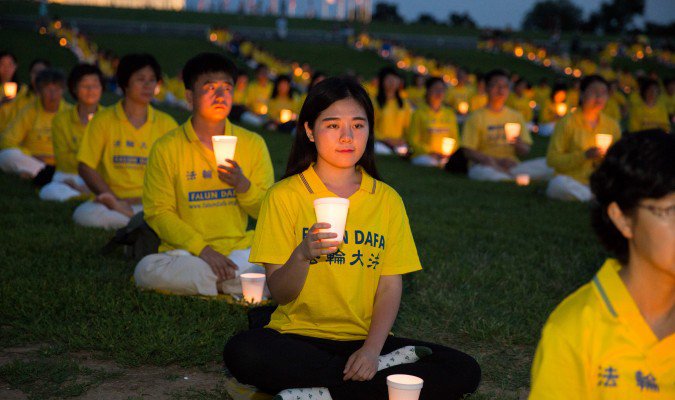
{"left": 604, "top": 97, "right": 622, "bottom": 122}
{"left": 627, "top": 102, "right": 670, "bottom": 133}
{"left": 143, "top": 119, "right": 274, "bottom": 256}
{"left": 539, "top": 99, "right": 566, "bottom": 124}
{"left": 0, "top": 98, "right": 70, "bottom": 165}
{"left": 244, "top": 81, "right": 273, "bottom": 115}
{"left": 407, "top": 104, "right": 459, "bottom": 156}
{"left": 52, "top": 105, "right": 103, "bottom": 174}
{"left": 77, "top": 101, "right": 178, "bottom": 199}
{"left": 546, "top": 111, "right": 621, "bottom": 185}
{"left": 534, "top": 86, "right": 551, "bottom": 111}
{"left": 267, "top": 95, "right": 301, "bottom": 124}
{"left": 0, "top": 86, "right": 32, "bottom": 133}
{"left": 250, "top": 165, "right": 422, "bottom": 341}
{"left": 445, "top": 85, "right": 475, "bottom": 110}
{"left": 506, "top": 93, "right": 533, "bottom": 122}
{"left": 406, "top": 86, "right": 426, "bottom": 108}
{"left": 663, "top": 93, "right": 675, "bottom": 116}
{"left": 461, "top": 106, "right": 533, "bottom": 161}
{"left": 469, "top": 92, "right": 488, "bottom": 112}
{"left": 530, "top": 259, "right": 675, "bottom": 399}
{"left": 374, "top": 98, "right": 412, "bottom": 141}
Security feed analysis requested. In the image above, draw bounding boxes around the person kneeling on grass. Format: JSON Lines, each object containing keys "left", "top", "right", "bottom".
{"left": 73, "top": 53, "right": 178, "bottom": 230}
{"left": 529, "top": 130, "right": 675, "bottom": 399}
{"left": 407, "top": 76, "right": 459, "bottom": 168}
{"left": 0, "top": 68, "right": 70, "bottom": 183}
{"left": 546, "top": 75, "right": 621, "bottom": 202}
{"left": 39, "top": 64, "right": 104, "bottom": 202}
{"left": 462, "top": 69, "right": 553, "bottom": 182}
{"left": 134, "top": 53, "right": 274, "bottom": 296}
{"left": 223, "top": 77, "right": 480, "bottom": 400}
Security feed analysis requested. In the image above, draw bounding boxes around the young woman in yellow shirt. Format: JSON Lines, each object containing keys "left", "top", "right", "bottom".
{"left": 224, "top": 77, "right": 480, "bottom": 400}
{"left": 373, "top": 67, "right": 411, "bottom": 155}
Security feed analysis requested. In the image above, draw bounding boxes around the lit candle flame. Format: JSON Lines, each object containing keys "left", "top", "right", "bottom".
{"left": 3, "top": 82, "right": 18, "bottom": 99}
{"left": 457, "top": 101, "right": 469, "bottom": 114}
{"left": 441, "top": 137, "right": 456, "bottom": 157}
{"left": 279, "top": 109, "right": 293, "bottom": 123}
{"left": 556, "top": 103, "right": 568, "bottom": 117}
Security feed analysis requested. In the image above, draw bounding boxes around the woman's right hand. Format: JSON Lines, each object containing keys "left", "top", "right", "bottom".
{"left": 297, "top": 222, "right": 340, "bottom": 262}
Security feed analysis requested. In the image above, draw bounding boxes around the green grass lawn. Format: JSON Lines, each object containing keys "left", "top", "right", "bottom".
{"left": 0, "top": 25, "right": 611, "bottom": 400}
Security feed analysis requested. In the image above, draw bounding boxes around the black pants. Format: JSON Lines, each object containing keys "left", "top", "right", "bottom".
{"left": 223, "top": 328, "right": 480, "bottom": 400}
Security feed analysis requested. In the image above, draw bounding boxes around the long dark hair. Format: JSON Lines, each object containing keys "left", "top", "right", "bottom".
{"left": 375, "top": 66, "right": 403, "bottom": 109}
{"left": 271, "top": 74, "right": 296, "bottom": 99}
{"left": 282, "top": 76, "right": 381, "bottom": 181}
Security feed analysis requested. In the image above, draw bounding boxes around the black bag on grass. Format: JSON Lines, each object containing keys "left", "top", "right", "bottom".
{"left": 101, "top": 211, "right": 160, "bottom": 262}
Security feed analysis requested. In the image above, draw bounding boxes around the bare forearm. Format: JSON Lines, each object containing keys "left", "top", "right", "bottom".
{"left": 266, "top": 247, "right": 312, "bottom": 305}
{"left": 78, "top": 162, "right": 112, "bottom": 195}
{"left": 363, "top": 276, "right": 402, "bottom": 353}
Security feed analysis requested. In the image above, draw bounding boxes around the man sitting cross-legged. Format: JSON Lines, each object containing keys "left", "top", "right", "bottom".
{"left": 134, "top": 53, "right": 274, "bottom": 296}
{"left": 462, "top": 69, "right": 553, "bottom": 182}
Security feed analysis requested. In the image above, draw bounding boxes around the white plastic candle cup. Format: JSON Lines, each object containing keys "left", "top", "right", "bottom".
{"left": 441, "top": 137, "right": 456, "bottom": 156}
{"left": 4, "top": 82, "right": 17, "bottom": 99}
{"left": 504, "top": 123, "right": 521, "bottom": 143}
{"left": 556, "top": 103, "right": 568, "bottom": 117}
{"left": 240, "top": 273, "right": 266, "bottom": 304}
{"left": 313, "top": 197, "right": 349, "bottom": 243}
{"left": 279, "top": 109, "right": 293, "bottom": 123}
{"left": 212, "top": 135, "right": 238, "bottom": 167}
{"left": 595, "top": 134, "right": 613, "bottom": 154}
{"left": 387, "top": 374, "right": 424, "bottom": 400}
{"left": 516, "top": 174, "right": 530, "bottom": 186}
{"left": 457, "top": 101, "right": 469, "bottom": 114}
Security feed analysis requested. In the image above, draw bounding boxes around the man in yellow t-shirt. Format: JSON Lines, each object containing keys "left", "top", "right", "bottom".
{"left": 134, "top": 53, "right": 274, "bottom": 296}
{"left": 244, "top": 64, "right": 273, "bottom": 116}
{"left": 39, "top": 64, "right": 104, "bottom": 202}
{"left": 408, "top": 77, "right": 459, "bottom": 167}
{"left": 73, "top": 53, "right": 178, "bottom": 229}
{"left": 0, "top": 69, "right": 69, "bottom": 179}
{"left": 546, "top": 76, "right": 621, "bottom": 201}
{"left": 463, "top": 69, "right": 553, "bottom": 181}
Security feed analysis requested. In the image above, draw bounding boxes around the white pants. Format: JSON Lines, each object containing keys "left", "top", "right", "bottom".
{"left": 411, "top": 155, "right": 443, "bottom": 167}
{"left": 39, "top": 171, "right": 86, "bottom": 202}
{"left": 240, "top": 111, "right": 264, "bottom": 127}
{"left": 539, "top": 122, "right": 556, "bottom": 137}
{"left": 72, "top": 200, "right": 143, "bottom": 230}
{"left": 468, "top": 157, "right": 554, "bottom": 182}
{"left": 546, "top": 175, "right": 592, "bottom": 202}
{"left": 134, "top": 248, "right": 265, "bottom": 296}
{"left": 374, "top": 141, "right": 394, "bottom": 155}
{"left": 0, "top": 148, "right": 45, "bottom": 178}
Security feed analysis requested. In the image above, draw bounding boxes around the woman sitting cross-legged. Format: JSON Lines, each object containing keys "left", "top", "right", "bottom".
{"left": 223, "top": 77, "right": 481, "bottom": 400}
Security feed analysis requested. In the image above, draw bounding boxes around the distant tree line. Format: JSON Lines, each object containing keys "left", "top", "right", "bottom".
{"left": 371, "top": 0, "right": 674, "bottom": 36}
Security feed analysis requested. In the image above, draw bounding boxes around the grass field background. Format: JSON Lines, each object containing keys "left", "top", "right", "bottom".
{"left": 0, "top": 15, "right": 632, "bottom": 400}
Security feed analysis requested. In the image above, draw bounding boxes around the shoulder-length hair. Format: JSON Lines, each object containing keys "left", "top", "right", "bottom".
{"left": 375, "top": 66, "right": 403, "bottom": 109}
{"left": 282, "top": 76, "right": 381, "bottom": 181}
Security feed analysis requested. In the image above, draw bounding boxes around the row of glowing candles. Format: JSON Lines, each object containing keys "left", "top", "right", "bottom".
{"left": 454, "top": 101, "right": 568, "bottom": 117}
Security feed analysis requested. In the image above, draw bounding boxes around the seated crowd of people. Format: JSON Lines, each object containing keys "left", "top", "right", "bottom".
{"left": 0, "top": 46, "right": 673, "bottom": 400}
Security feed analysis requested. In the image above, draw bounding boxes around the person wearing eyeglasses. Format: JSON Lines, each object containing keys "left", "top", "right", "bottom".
{"left": 530, "top": 130, "right": 675, "bottom": 399}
